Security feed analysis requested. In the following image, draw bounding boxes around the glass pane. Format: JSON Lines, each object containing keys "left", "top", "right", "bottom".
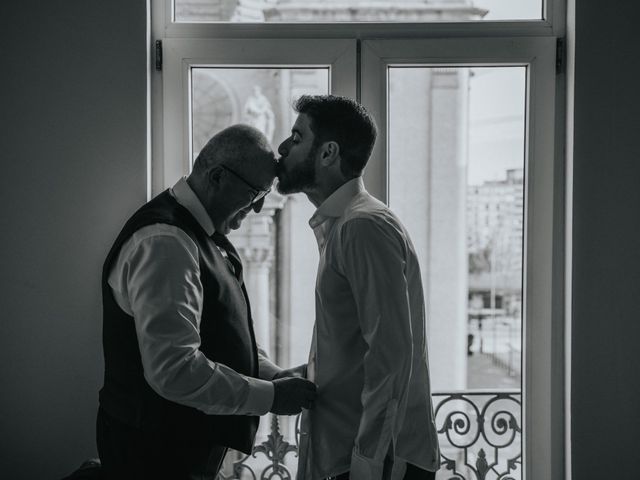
{"left": 175, "top": 0, "right": 542, "bottom": 23}
{"left": 190, "top": 67, "right": 328, "bottom": 477}
{"left": 388, "top": 66, "right": 525, "bottom": 479}
{"left": 191, "top": 68, "right": 328, "bottom": 161}
{"left": 191, "top": 66, "right": 329, "bottom": 361}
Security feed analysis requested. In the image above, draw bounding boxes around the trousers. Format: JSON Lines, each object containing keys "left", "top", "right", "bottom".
{"left": 96, "top": 407, "right": 227, "bottom": 480}
{"left": 331, "top": 462, "right": 436, "bottom": 480}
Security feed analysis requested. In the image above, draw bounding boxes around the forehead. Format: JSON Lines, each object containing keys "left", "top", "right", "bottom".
{"left": 292, "top": 113, "right": 313, "bottom": 135}
{"left": 242, "top": 149, "right": 276, "bottom": 189}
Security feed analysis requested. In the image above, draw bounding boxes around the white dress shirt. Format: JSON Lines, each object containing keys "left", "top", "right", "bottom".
{"left": 107, "top": 177, "right": 277, "bottom": 417}
{"left": 297, "top": 178, "right": 440, "bottom": 480}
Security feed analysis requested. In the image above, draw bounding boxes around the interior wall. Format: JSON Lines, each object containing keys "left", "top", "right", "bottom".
{"left": 0, "top": 1, "right": 147, "bottom": 478}
{"left": 571, "top": 0, "right": 640, "bottom": 478}
{"left": 2, "top": 0, "right": 640, "bottom": 478}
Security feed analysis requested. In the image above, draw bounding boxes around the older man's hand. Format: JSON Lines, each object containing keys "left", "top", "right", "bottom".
{"left": 270, "top": 377, "right": 316, "bottom": 415}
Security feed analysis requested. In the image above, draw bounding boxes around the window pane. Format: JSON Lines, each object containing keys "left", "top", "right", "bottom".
{"left": 388, "top": 66, "right": 525, "bottom": 479}
{"left": 388, "top": 65, "right": 525, "bottom": 391}
{"left": 190, "top": 67, "right": 328, "bottom": 475}
{"left": 191, "top": 67, "right": 329, "bottom": 160}
{"left": 175, "top": 0, "right": 542, "bottom": 23}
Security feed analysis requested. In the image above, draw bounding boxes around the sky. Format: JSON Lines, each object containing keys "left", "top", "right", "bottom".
{"left": 468, "top": 67, "right": 527, "bottom": 185}
{"left": 466, "top": 0, "right": 537, "bottom": 185}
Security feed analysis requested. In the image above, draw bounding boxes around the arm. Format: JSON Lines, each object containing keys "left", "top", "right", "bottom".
{"left": 340, "top": 218, "right": 414, "bottom": 479}
{"left": 258, "top": 346, "right": 307, "bottom": 380}
{"left": 112, "top": 224, "right": 274, "bottom": 416}
{"left": 258, "top": 345, "right": 282, "bottom": 380}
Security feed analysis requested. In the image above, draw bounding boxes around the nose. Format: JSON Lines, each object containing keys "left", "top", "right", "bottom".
{"left": 277, "top": 139, "right": 288, "bottom": 157}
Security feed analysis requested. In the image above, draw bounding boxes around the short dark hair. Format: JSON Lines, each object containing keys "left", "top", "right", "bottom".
{"left": 293, "top": 95, "right": 377, "bottom": 178}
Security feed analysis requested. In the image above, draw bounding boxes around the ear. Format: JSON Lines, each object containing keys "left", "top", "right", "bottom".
{"left": 320, "top": 141, "right": 340, "bottom": 167}
{"left": 208, "top": 166, "right": 224, "bottom": 187}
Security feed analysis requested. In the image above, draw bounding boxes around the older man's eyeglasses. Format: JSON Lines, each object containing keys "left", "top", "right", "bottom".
{"left": 220, "top": 164, "right": 271, "bottom": 205}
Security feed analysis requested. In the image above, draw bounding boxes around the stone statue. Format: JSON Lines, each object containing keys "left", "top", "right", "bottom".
{"left": 242, "top": 86, "right": 275, "bottom": 143}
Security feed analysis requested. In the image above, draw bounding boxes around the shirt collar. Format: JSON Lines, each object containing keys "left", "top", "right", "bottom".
{"left": 170, "top": 177, "right": 215, "bottom": 236}
{"left": 309, "top": 177, "right": 365, "bottom": 228}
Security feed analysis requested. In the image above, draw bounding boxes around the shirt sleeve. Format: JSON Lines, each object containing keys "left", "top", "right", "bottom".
{"left": 109, "top": 224, "right": 274, "bottom": 416}
{"left": 257, "top": 344, "right": 283, "bottom": 380}
{"left": 339, "top": 218, "right": 414, "bottom": 480}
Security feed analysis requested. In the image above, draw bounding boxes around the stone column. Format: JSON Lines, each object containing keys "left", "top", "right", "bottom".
{"left": 230, "top": 193, "right": 287, "bottom": 354}
{"left": 233, "top": 220, "right": 273, "bottom": 353}
{"left": 428, "top": 68, "right": 469, "bottom": 390}
{"left": 229, "top": 192, "right": 286, "bottom": 441}
{"left": 389, "top": 67, "right": 469, "bottom": 390}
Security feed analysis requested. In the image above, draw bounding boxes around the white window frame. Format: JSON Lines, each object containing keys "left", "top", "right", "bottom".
{"left": 150, "top": 1, "right": 568, "bottom": 478}
{"left": 156, "top": 38, "right": 356, "bottom": 190}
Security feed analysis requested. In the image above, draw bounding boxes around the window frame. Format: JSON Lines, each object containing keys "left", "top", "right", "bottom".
{"left": 156, "top": 0, "right": 565, "bottom": 38}
{"left": 156, "top": 38, "right": 356, "bottom": 191}
{"left": 150, "top": 1, "right": 568, "bottom": 478}
{"left": 360, "top": 37, "right": 562, "bottom": 480}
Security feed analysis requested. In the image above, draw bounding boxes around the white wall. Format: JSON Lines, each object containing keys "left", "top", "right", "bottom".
{"left": 571, "top": 0, "right": 640, "bottom": 477}
{"left": 0, "top": 1, "right": 147, "bottom": 478}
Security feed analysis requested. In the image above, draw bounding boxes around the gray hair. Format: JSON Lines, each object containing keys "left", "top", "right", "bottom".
{"left": 192, "top": 124, "right": 270, "bottom": 175}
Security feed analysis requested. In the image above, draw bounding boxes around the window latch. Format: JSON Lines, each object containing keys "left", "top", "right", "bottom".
{"left": 155, "top": 40, "right": 163, "bottom": 71}
{"left": 556, "top": 37, "right": 565, "bottom": 74}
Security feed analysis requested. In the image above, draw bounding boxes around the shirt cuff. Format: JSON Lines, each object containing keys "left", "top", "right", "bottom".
{"left": 240, "top": 376, "right": 274, "bottom": 416}
{"left": 350, "top": 450, "right": 384, "bottom": 480}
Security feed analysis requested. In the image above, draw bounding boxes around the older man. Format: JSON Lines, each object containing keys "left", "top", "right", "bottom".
{"left": 97, "top": 125, "right": 316, "bottom": 479}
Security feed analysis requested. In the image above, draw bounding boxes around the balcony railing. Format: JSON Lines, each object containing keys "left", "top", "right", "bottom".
{"left": 216, "top": 391, "right": 522, "bottom": 480}
{"left": 434, "top": 390, "right": 522, "bottom": 480}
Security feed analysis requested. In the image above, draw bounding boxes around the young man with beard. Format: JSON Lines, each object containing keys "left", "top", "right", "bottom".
{"left": 276, "top": 96, "right": 440, "bottom": 480}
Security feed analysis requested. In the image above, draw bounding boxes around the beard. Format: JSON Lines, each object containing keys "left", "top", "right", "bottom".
{"left": 276, "top": 146, "right": 317, "bottom": 195}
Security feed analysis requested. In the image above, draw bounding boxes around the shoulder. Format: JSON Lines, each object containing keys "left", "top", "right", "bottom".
{"left": 123, "top": 224, "right": 199, "bottom": 261}
{"left": 341, "top": 194, "right": 398, "bottom": 234}
{"left": 338, "top": 194, "right": 410, "bottom": 251}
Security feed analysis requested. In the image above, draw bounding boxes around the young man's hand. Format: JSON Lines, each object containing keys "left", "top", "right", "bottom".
{"left": 272, "top": 363, "right": 307, "bottom": 380}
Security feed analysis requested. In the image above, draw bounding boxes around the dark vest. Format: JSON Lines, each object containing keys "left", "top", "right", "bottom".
{"left": 99, "top": 190, "right": 259, "bottom": 454}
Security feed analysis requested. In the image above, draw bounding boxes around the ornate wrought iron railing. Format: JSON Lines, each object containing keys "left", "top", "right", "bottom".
{"left": 434, "top": 390, "right": 521, "bottom": 480}
{"left": 216, "top": 414, "right": 301, "bottom": 480}
{"left": 216, "top": 391, "right": 522, "bottom": 480}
